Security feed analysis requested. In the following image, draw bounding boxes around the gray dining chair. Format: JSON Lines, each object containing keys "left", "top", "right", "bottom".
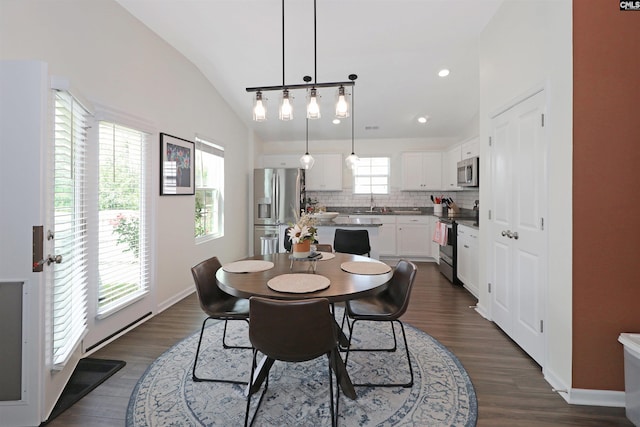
{"left": 191, "top": 256, "right": 251, "bottom": 384}
{"left": 342, "top": 259, "right": 417, "bottom": 387}
{"left": 244, "top": 296, "right": 341, "bottom": 427}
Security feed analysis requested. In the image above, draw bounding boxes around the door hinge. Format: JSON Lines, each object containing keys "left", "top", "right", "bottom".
{"left": 489, "top": 136, "right": 492, "bottom": 147}
{"left": 540, "top": 217, "right": 544, "bottom": 230}
{"left": 488, "top": 282, "right": 491, "bottom": 293}
{"left": 488, "top": 209, "right": 492, "bottom": 220}
{"left": 540, "top": 320, "right": 544, "bottom": 333}
{"left": 541, "top": 113, "right": 545, "bottom": 127}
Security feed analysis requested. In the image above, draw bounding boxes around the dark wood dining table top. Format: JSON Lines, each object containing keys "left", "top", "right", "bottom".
{"left": 216, "top": 252, "right": 392, "bottom": 303}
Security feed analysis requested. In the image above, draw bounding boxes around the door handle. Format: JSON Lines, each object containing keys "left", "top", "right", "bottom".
{"left": 501, "top": 230, "right": 515, "bottom": 239}
{"left": 512, "top": 231, "right": 519, "bottom": 240}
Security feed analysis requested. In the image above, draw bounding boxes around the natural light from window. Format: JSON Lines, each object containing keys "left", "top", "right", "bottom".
{"left": 195, "top": 136, "right": 224, "bottom": 240}
{"left": 353, "top": 157, "right": 390, "bottom": 194}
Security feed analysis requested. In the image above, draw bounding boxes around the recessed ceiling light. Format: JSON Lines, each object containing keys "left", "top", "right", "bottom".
{"left": 438, "top": 69, "right": 450, "bottom": 77}
{"left": 332, "top": 119, "right": 340, "bottom": 124}
{"left": 418, "top": 116, "right": 429, "bottom": 124}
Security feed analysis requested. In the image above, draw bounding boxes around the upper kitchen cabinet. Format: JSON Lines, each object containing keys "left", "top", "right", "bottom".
{"left": 443, "top": 145, "right": 462, "bottom": 190}
{"left": 461, "top": 136, "right": 480, "bottom": 160}
{"left": 261, "top": 154, "right": 303, "bottom": 168}
{"left": 305, "top": 153, "right": 343, "bottom": 191}
{"left": 401, "top": 152, "right": 442, "bottom": 191}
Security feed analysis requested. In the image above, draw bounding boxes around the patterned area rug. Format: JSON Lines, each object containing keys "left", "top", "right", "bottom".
{"left": 127, "top": 310, "right": 477, "bottom": 426}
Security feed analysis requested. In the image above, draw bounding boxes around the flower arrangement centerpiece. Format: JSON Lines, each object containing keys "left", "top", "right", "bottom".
{"left": 288, "top": 211, "right": 317, "bottom": 258}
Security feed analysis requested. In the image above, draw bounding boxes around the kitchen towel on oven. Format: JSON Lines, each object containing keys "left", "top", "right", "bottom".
{"left": 432, "top": 221, "right": 448, "bottom": 246}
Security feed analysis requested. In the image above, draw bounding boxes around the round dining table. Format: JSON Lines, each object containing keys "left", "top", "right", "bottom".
{"left": 216, "top": 252, "right": 393, "bottom": 303}
{"left": 215, "top": 251, "right": 394, "bottom": 401}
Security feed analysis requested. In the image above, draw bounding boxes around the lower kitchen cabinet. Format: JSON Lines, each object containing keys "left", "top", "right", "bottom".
{"left": 457, "top": 224, "right": 479, "bottom": 297}
{"left": 396, "top": 216, "right": 431, "bottom": 258}
{"left": 349, "top": 215, "right": 397, "bottom": 256}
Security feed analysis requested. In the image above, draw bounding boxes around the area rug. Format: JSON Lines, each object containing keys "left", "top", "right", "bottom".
{"left": 127, "top": 311, "right": 477, "bottom": 426}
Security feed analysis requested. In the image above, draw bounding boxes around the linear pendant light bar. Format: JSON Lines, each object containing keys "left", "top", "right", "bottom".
{"left": 246, "top": 80, "right": 355, "bottom": 93}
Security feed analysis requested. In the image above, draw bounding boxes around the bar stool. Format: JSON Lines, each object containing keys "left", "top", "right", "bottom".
{"left": 260, "top": 235, "right": 278, "bottom": 255}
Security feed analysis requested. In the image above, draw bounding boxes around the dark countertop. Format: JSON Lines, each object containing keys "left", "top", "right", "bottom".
{"left": 327, "top": 206, "right": 480, "bottom": 228}
{"left": 316, "top": 217, "right": 382, "bottom": 227}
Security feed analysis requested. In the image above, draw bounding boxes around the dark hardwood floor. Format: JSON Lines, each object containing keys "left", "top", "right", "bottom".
{"left": 46, "top": 262, "right": 632, "bottom": 426}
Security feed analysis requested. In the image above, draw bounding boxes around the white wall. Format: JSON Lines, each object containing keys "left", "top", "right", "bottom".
{"left": 0, "top": 0, "right": 252, "bottom": 310}
{"left": 478, "top": 0, "right": 573, "bottom": 390}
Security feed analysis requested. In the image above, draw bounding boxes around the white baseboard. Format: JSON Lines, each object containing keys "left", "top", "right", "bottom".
{"left": 567, "top": 388, "right": 626, "bottom": 407}
{"left": 157, "top": 286, "right": 196, "bottom": 314}
{"left": 474, "top": 303, "right": 489, "bottom": 320}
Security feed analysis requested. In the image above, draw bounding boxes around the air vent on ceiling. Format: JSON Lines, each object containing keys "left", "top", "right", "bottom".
{"left": 364, "top": 126, "right": 379, "bottom": 131}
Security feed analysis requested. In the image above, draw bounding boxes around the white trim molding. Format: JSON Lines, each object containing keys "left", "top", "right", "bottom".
{"left": 567, "top": 388, "right": 625, "bottom": 408}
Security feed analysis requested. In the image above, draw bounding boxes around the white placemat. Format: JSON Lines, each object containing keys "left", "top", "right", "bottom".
{"left": 267, "top": 273, "right": 330, "bottom": 293}
{"left": 340, "top": 261, "right": 392, "bottom": 275}
{"left": 318, "top": 251, "right": 336, "bottom": 261}
{"left": 222, "top": 260, "right": 274, "bottom": 273}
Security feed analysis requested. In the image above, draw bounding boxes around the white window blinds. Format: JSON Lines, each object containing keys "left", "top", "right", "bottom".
{"left": 52, "top": 91, "right": 89, "bottom": 368}
{"left": 97, "top": 122, "right": 150, "bottom": 317}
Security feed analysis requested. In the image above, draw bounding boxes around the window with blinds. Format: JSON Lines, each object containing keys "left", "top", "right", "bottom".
{"left": 52, "top": 91, "right": 89, "bottom": 368}
{"left": 353, "top": 157, "right": 390, "bottom": 194}
{"left": 195, "top": 136, "right": 224, "bottom": 240}
{"left": 97, "top": 122, "right": 150, "bottom": 317}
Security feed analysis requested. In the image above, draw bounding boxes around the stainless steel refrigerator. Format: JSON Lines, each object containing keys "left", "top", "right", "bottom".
{"left": 253, "top": 168, "right": 305, "bottom": 254}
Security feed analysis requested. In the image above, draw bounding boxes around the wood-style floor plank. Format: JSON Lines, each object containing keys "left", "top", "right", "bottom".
{"left": 46, "top": 262, "right": 632, "bottom": 426}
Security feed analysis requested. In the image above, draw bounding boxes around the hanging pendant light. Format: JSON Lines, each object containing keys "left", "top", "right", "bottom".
{"left": 300, "top": 118, "right": 315, "bottom": 169}
{"left": 345, "top": 75, "right": 359, "bottom": 170}
{"left": 335, "top": 85, "right": 349, "bottom": 118}
{"left": 253, "top": 91, "right": 266, "bottom": 121}
{"left": 279, "top": 89, "right": 293, "bottom": 121}
{"left": 306, "top": 88, "right": 321, "bottom": 119}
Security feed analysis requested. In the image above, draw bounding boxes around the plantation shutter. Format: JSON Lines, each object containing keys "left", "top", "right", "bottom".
{"left": 97, "top": 122, "right": 150, "bottom": 317}
{"left": 51, "top": 91, "right": 90, "bottom": 368}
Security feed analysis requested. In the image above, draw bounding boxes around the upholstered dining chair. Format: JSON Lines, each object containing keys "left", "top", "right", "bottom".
{"left": 191, "top": 256, "right": 251, "bottom": 384}
{"left": 315, "top": 243, "right": 333, "bottom": 253}
{"left": 245, "top": 297, "right": 341, "bottom": 427}
{"left": 342, "top": 259, "right": 417, "bottom": 388}
{"left": 333, "top": 228, "right": 371, "bottom": 257}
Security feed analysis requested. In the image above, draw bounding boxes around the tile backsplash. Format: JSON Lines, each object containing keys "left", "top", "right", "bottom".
{"left": 307, "top": 189, "right": 479, "bottom": 210}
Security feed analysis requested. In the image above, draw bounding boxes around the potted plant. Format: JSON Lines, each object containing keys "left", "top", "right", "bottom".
{"left": 287, "top": 211, "right": 317, "bottom": 257}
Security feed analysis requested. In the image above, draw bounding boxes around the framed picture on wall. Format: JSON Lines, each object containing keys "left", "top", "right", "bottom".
{"left": 160, "top": 132, "right": 195, "bottom": 195}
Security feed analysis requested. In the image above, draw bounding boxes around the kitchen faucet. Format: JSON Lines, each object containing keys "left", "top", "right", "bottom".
{"left": 369, "top": 193, "right": 376, "bottom": 212}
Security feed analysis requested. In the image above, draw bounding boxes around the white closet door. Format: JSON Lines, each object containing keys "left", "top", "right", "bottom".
{"left": 490, "top": 90, "right": 548, "bottom": 366}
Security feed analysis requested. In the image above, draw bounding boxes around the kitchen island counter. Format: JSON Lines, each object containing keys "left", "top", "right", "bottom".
{"left": 318, "top": 217, "right": 383, "bottom": 227}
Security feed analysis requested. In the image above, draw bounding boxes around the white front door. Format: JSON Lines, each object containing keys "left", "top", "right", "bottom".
{"left": 490, "top": 90, "right": 548, "bottom": 366}
{"left": 0, "top": 61, "right": 49, "bottom": 426}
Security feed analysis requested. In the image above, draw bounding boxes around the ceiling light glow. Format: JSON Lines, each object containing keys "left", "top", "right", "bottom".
{"left": 438, "top": 69, "right": 450, "bottom": 77}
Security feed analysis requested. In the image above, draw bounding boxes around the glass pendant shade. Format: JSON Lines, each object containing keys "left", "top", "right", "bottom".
{"left": 345, "top": 152, "right": 359, "bottom": 170}
{"left": 300, "top": 153, "right": 315, "bottom": 169}
{"left": 279, "top": 89, "right": 293, "bottom": 121}
{"left": 306, "top": 88, "right": 321, "bottom": 119}
{"left": 335, "top": 86, "right": 349, "bottom": 118}
{"left": 253, "top": 91, "right": 266, "bottom": 121}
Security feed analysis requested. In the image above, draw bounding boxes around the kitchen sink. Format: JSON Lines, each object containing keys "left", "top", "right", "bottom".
{"left": 392, "top": 210, "right": 421, "bottom": 214}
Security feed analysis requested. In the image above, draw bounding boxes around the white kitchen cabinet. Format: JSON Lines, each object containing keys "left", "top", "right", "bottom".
{"left": 396, "top": 216, "right": 431, "bottom": 257}
{"left": 401, "top": 152, "right": 442, "bottom": 191}
{"left": 305, "top": 153, "right": 343, "bottom": 191}
{"left": 261, "top": 154, "right": 303, "bottom": 168}
{"left": 349, "top": 215, "right": 397, "bottom": 256}
{"left": 443, "top": 145, "right": 462, "bottom": 190}
{"left": 457, "top": 224, "right": 479, "bottom": 297}
{"left": 461, "top": 136, "right": 480, "bottom": 159}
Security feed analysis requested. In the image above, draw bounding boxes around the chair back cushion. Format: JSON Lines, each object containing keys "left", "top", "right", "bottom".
{"left": 333, "top": 229, "right": 371, "bottom": 256}
{"left": 249, "top": 297, "right": 336, "bottom": 362}
{"left": 385, "top": 260, "right": 418, "bottom": 317}
{"left": 191, "top": 256, "right": 229, "bottom": 310}
{"left": 283, "top": 227, "right": 293, "bottom": 252}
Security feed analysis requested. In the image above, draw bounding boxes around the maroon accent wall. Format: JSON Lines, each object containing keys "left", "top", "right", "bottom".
{"left": 573, "top": 1, "right": 640, "bottom": 391}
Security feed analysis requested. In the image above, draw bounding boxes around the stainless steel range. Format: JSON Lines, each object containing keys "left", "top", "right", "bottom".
{"left": 436, "top": 207, "right": 478, "bottom": 284}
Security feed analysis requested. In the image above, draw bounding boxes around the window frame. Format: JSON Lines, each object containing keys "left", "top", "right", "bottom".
{"left": 352, "top": 156, "right": 391, "bottom": 195}
{"left": 194, "top": 135, "right": 225, "bottom": 242}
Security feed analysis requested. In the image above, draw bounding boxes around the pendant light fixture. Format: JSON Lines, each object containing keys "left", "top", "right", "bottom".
{"left": 345, "top": 74, "right": 359, "bottom": 170}
{"left": 246, "top": 0, "right": 356, "bottom": 122}
{"left": 299, "top": 118, "right": 315, "bottom": 169}
{"left": 253, "top": 91, "right": 266, "bottom": 121}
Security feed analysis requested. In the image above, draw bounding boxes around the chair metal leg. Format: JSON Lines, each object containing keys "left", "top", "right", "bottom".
{"left": 245, "top": 349, "right": 269, "bottom": 427}
{"left": 344, "top": 319, "right": 414, "bottom": 388}
{"left": 193, "top": 317, "right": 250, "bottom": 384}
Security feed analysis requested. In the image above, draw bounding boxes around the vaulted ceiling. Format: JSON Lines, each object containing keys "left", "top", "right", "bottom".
{"left": 117, "top": 0, "right": 503, "bottom": 143}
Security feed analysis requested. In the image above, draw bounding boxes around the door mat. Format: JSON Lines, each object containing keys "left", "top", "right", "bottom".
{"left": 42, "top": 357, "right": 126, "bottom": 425}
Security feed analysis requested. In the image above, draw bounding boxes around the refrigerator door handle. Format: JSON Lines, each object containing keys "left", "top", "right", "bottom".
{"left": 273, "top": 174, "right": 279, "bottom": 221}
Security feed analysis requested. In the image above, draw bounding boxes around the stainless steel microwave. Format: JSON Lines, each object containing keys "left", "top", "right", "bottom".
{"left": 457, "top": 156, "right": 479, "bottom": 187}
